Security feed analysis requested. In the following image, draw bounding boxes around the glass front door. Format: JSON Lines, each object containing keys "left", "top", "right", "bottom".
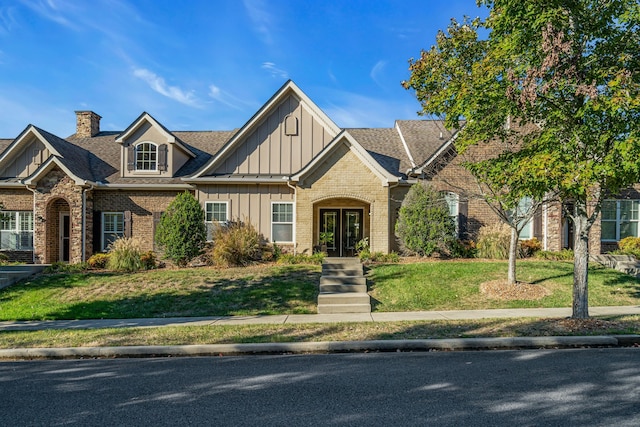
{"left": 319, "top": 208, "right": 364, "bottom": 257}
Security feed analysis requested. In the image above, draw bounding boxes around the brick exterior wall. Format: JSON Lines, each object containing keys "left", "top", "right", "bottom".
{"left": 0, "top": 189, "right": 35, "bottom": 263}
{"left": 296, "top": 144, "right": 392, "bottom": 254}
{"left": 92, "top": 189, "right": 187, "bottom": 253}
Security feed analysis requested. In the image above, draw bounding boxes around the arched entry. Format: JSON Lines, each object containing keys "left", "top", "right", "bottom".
{"left": 45, "top": 198, "right": 71, "bottom": 263}
{"left": 315, "top": 198, "right": 370, "bottom": 257}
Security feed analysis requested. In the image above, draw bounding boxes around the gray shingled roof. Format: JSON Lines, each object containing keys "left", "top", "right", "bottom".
{"left": 395, "top": 120, "right": 456, "bottom": 168}
{"left": 66, "top": 130, "right": 235, "bottom": 184}
{"left": 346, "top": 128, "right": 410, "bottom": 177}
{"left": 2, "top": 118, "right": 457, "bottom": 185}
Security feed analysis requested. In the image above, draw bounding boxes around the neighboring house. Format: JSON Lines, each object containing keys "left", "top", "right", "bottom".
{"left": 0, "top": 80, "right": 624, "bottom": 263}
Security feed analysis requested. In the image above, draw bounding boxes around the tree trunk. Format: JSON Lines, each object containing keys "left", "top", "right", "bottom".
{"left": 572, "top": 200, "right": 590, "bottom": 319}
{"left": 508, "top": 227, "right": 518, "bottom": 285}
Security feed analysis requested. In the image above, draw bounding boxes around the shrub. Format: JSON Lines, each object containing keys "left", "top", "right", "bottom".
{"left": 210, "top": 220, "right": 263, "bottom": 267}
{"left": 0, "top": 252, "right": 8, "bottom": 265}
{"left": 107, "top": 237, "right": 143, "bottom": 272}
{"left": 87, "top": 253, "right": 110, "bottom": 269}
{"left": 535, "top": 249, "right": 574, "bottom": 261}
{"left": 155, "top": 191, "right": 206, "bottom": 267}
{"left": 45, "top": 262, "right": 88, "bottom": 274}
{"left": 356, "top": 238, "right": 371, "bottom": 261}
{"left": 277, "top": 252, "right": 325, "bottom": 265}
{"left": 476, "top": 223, "right": 511, "bottom": 259}
{"left": 140, "top": 251, "right": 158, "bottom": 270}
{"left": 450, "top": 240, "right": 477, "bottom": 258}
{"left": 395, "top": 183, "right": 456, "bottom": 256}
{"left": 618, "top": 236, "right": 640, "bottom": 258}
{"left": 519, "top": 238, "right": 542, "bottom": 258}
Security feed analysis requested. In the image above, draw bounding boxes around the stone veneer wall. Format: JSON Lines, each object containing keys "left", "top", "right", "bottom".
{"left": 75, "top": 111, "right": 101, "bottom": 138}
{"left": 295, "top": 144, "right": 391, "bottom": 254}
{"left": 34, "top": 168, "right": 86, "bottom": 264}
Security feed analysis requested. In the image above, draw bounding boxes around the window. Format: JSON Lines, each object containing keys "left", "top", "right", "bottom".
{"left": 601, "top": 200, "right": 640, "bottom": 241}
{"left": 0, "top": 211, "right": 33, "bottom": 250}
{"left": 135, "top": 142, "right": 157, "bottom": 171}
{"left": 102, "top": 212, "right": 124, "bottom": 250}
{"left": 508, "top": 197, "right": 534, "bottom": 240}
{"left": 272, "top": 202, "right": 294, "bottom": 242}
{"left": 205, "top": 201, "right": 228, "bottom": 241}
{"left": 443, "top": 192, "right": 459, "bottom": 232}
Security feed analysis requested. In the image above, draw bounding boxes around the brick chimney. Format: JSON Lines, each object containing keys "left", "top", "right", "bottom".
{"left": 75, "top": 111, "right": 101, "bottom": 137}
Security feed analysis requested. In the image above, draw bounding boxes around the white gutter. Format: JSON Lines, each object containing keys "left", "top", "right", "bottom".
{"left": 97, "top": 183, "right": 194, "bottom": 190}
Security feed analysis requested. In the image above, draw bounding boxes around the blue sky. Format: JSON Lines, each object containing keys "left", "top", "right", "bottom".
{"left": 0, "top": 0, "right": 487, "bottom": 138}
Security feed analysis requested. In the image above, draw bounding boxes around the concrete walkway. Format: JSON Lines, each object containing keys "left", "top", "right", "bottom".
{"left": 1, "top": 306, "right": 638, "bottom": 358}
{"left": 1, "top": 305, "right": 639, "bottom": 332}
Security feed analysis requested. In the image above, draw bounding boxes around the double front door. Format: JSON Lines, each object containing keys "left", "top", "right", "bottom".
{"left": 319, "top": 208, "right": 364, "bottom": 257}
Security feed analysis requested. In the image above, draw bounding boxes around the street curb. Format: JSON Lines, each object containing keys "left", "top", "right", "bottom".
{"left": 0, "top": 335, "right": 637, "bottom": 359}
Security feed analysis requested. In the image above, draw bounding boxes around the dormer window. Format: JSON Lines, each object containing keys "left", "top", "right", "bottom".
{"left": 135, "top": 142, "right": 157, "bottom": 171}
{"left": 126, "top": 142, "right": 167, "bottom": 172}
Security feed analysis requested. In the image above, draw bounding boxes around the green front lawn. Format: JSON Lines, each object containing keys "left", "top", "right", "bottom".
{"left": 369, "top": 260, "right": 640, "bottom": 311}
{"left": 0, "top": 260, "right": 639, "bottom": 321}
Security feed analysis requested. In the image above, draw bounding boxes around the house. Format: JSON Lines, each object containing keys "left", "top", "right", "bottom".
{"left": 0, "top": 80, "right": 624, "bottom": 264}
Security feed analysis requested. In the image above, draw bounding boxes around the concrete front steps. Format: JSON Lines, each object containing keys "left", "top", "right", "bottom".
{"left": 318, "top": 257, "right": 371, "bottom": 314}
{"left": 0, "top": 265, "right": 47, "bottom": 290}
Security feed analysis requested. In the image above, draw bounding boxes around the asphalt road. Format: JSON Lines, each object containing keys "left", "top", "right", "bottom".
{"left": 1, "top": 348, "right": 639, "bottom": 426}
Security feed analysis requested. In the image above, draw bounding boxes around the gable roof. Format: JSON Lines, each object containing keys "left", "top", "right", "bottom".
{"left": 0, "top": 125, "right": 95, "bottom": 184}
{"left": 115, "top": 112, "right": 196, "bottom": 158}
{"left": 189, "top": 80, "right": 341, "bottom": 179}
{"left": 291, "top": 130, "right": 399, "bottom": 186}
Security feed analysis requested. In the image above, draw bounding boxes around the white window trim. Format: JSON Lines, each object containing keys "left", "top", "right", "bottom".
{"left": 102, "top": 212, "right": 124, "bottom": 251}
{"left": 0, "top": 211, "right": 34, "bottom": 251}
{"left": 204, "top": 201, "right": 229, "bottom": 241}
{"left": 601, "top": 199, "right": 640, "bottom": 242}
{"left": 443, "top": 192, "right": 459, "bottom": 234}
{"left": 134, "top": 141, "right": 158, "bottom": 172}
{"left": 205, "top": 201, "right": 229, "bottom": 223}
{"left": 271, "top": 201, "right": 295, "bottom": 243}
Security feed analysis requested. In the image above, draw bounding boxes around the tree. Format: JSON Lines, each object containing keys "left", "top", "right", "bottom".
{"left": 155, "top": 191, "right": 206, "bottom": 266}
{"left": 395, "top": 182, "right": 456, "bottom": 256}
{"left": 403, "top": 0, "right": 640, "bottom": 318}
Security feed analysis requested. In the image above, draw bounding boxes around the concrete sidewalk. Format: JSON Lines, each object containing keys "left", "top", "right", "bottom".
{"left": 1, "top": 305, "right": 639, "bottom": 332}
{"left": 1, "top": 306, "right": 638, "bottom": 359}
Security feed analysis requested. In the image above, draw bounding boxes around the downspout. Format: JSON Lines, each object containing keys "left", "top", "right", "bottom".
{"left": 25, "top": 185, "right": 38, "bottom": 264}
{"left": 82, "top": 182, "right": 94, "bottom": 262}
{"left": 387, "top": 181, "right": 401, "bottom": 254}
{"left": 285, "top": 178, "right": 297, "bottom": 255}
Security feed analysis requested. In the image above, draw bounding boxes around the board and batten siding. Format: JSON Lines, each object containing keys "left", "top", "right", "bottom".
{"left": 197, "top": 184, "right": 294, "bottom": 242}
{"left": 213, "top": 94, "right": 334, "bottom": 176}
{"left": 1, "top": 138, "right": 50, "bottom": 178}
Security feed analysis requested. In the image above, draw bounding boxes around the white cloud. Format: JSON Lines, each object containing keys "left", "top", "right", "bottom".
{"left": 243, "top": 0, "right": 274, "bottom": 45}
{"left": 261, "top": 62, "right": 288, "bottom": 79}
{"left": 133, "top": 68, "right": 199, "bottom": 107}
{"left": 0, "top": 6, "right": 20, "bottom": 35}
{"left": 18, "top": 0, "right": 79, "bottom": 30}
{"left": 370, "top": 60, "right": 387, "bottom": 87}
{"left": 207, "top": 84, "right": 249, "bottom": 110}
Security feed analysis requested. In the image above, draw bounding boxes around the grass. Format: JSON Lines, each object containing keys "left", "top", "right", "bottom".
{"left": 0, "top": 315, "right": 638, "bottom": 349}
{"left": 0, "top": 264, "right": 320, "bottom": 321}
{"left": 1, "top": 259, "right": 639, "bottom": 349}
{"left": 369, "top": 259, "right": 640, "bottom": 311}
{"left": 0, "top": 259, "right": 638, "bottom": 322}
